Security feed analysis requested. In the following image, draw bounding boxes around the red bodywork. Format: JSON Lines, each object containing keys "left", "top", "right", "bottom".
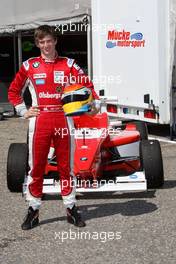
{"left": 45, "top": 113, "right": 141, "bottom": 179}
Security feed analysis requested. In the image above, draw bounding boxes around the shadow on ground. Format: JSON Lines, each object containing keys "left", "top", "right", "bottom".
{"left": 39, "top": 199, "right": 157, "bottom": 226}
{"left": 148, "top": 124, "right": 170, "bottom": 138}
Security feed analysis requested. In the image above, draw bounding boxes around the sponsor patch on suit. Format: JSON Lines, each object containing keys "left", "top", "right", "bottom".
{"left": 33, "top": 61, "right": 40, "bottom": 68}
{"left": 33, "top": 73, "right": 47, "bottom": 79}
{"left": 35, "top": 79, "right": 45, "bottom": 85}
{"left": 54, "top": 71, "right": 64, "bottom": 83}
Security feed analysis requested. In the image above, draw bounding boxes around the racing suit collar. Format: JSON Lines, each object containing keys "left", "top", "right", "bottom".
{"left": 41, "top": 51, "right": 58, "bottom": 63}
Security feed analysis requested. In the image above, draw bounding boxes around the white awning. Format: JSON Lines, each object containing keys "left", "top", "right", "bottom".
{"left": 0, "top": 0, "right": 91, "bottom": 33}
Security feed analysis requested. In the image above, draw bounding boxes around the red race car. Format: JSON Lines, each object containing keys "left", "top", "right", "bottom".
{"left": 7, "top": 112, "right": 164, "bottom": 194}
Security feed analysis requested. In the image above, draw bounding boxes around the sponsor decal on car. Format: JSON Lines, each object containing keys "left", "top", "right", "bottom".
{"left": 129, "top": 174, "right": 138, "bottom": 179}
{"left": 80, "top": 157, "right": 88, "bottom": 161}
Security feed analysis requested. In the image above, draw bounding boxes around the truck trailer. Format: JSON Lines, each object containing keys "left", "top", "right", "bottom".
{"left": 91, "top": 0, "right": 176, "bottom": 138}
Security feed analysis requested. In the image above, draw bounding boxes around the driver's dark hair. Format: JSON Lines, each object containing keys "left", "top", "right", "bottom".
{"left": 34, "top": 25, "right": 57, "bottom": 44}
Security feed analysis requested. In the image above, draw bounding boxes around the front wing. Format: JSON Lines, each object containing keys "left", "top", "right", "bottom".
{"left": 23, "top": 171, "right": 146, "bottom": 195}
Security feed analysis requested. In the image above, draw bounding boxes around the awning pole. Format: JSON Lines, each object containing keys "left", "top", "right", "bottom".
{"left": 17, "top": 31, "right": 22, "bottom": 68}
{"left": 13, "top": 32, "right": 17, "bottom": 74}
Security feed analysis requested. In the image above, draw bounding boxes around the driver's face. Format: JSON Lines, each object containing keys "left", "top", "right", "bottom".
{"left": 36, "top": 35, "right": 57, "bottom": 58}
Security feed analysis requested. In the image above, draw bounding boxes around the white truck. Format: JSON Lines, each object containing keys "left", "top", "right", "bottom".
{"left": 91, "top": 0, "right": 176, "bottom": 138}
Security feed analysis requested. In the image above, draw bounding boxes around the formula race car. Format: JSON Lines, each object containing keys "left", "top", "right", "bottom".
{"left": 7, "top": 112, "right": 164, "bottom": 194}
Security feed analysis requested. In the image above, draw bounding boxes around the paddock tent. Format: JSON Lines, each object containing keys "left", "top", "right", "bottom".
{"left": 0, "top": 0, "right": 91, "bottom": 33}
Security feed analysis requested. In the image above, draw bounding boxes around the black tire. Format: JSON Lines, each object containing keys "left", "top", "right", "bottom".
{"left": 7, "top": 143, "right": 28, "bottom": 192}
{"left": 131, "top": 121, "right": 148, "bottom": 140}
{"left": 0, "top": 113, "right": 3, "bottom": 121}
{"left": 140, "top": 140, "right": 164, "bottom": 188}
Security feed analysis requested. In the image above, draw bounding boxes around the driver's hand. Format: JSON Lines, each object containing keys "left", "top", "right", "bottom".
{"left": 24, "top": 106, "right": 40, "bottom": 119}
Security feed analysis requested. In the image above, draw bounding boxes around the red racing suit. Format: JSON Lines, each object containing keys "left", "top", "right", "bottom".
{"left": 8, "top": 56, "right": 99, "bottom": 209}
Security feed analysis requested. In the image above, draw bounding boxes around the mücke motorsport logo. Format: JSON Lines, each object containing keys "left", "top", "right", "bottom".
{"left": 106, "top": 29, "right": 145, "bottom": 48}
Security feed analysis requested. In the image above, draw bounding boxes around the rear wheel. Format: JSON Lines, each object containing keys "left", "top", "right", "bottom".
{"left": 140, "top": 140, "right": 164, "bottom": 188}
{"left": 7, "top": 143, "right": 28, "bottom": 192}
{"left": 132, "top": 121, "right": 148, "bottom": 140}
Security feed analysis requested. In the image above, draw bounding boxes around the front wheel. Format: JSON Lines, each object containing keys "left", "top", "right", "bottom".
{"left": 7, "top": 143, "right": 28, "bottom": 192}
{"left": 140, "top": 140, "right": 164, "bottom": 188}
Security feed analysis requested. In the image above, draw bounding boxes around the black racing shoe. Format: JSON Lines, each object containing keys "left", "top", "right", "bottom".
{"left": 66, "top": 205, "right": 86, "bottom": 227}
{"left": 21, "top": 207, "right": 39, "bottom": 230}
